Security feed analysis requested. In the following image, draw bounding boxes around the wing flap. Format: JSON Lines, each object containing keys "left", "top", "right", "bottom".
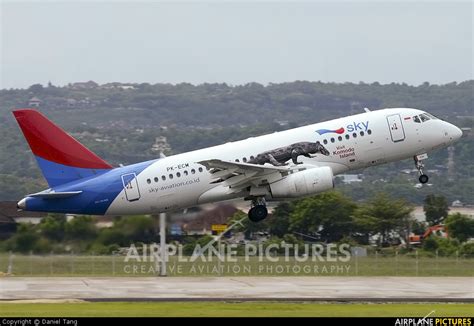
{"left": 199, "top": 159, "right": 289, "bottom": 173}
{"left": 199, "top": 159, "right": 289, "bottom": 192}
{"left": 224, "top": 171, "right": 258, "bottom": 187}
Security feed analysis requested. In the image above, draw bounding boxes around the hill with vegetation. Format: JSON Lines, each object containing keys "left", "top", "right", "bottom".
{"left": 0, "top": 80, "right": 473, "bottom": 203}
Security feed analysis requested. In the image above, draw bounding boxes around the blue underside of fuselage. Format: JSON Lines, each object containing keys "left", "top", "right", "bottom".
{"left": 24, "top": 159, "right": 157, "bottom": 215}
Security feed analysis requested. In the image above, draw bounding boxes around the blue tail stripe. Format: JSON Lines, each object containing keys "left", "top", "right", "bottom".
{"left": 36, "top": 156, "right": 111, "bottom": 188}
{"left": 25, "top": 159, "right": 157, "bottom": 215}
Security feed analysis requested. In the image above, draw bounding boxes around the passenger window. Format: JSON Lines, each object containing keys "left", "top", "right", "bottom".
{"left": 413, "top": 116, "right": 421, "bottom": 123}
{"left": 330, "top": 138, "right": 335, "bottom": 143}
{"left": 235, "top": 159, "right": 239, "bottom": 162}
{"left": 176, "top": 172, "right": 181, "bottom": 178}
{"left": 250, "top": 156, "right": 255, "bottom": 160}
{"left": 345, "top": 134, "right": 350, "bottom": 140}
{"left": 367, "top": 129, "right": 372, "bottom": 135}
{"left": 154, "top": 177, "right": 159, "bottom": 183}
{"left": 198, "top": 167, "right": 203, "bottom": 172}
{"left": 338, "top": 136, "right": 342, "bottom": 141}
{"left": 169, "top": 174, "right": 173, "bottom": 179}
{"left": 191, "top": 169, "right": 196, "bottom": 174}
{"left": 147, "top": 179, "right": 151, "bottom": 184}
{"left": 162, "top": 175, "right": 166, "bottom": 181}
{"left": 243, "top": 157, "right": 247, "bottom": 162}
{"left": 184, "top": 170, "right": 188, "bottom": 176}
{"left": 323, "top": 139, "right": 328, "bottom": 144}
{"left": 360, "top": 131, "right": 364, "bottom": 136}
{"left": 352, "top": 133, "right": 357, "bottom": 138}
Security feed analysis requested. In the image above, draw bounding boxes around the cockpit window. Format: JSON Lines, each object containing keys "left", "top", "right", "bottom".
{"left": 413, "top": 115, "right": 421, "bottom": 123}
{"left": 419, "top": 113, "right": 431, "bottom": 122}
{"left": 425, "top": 113, "right": 438, "bottom": 120}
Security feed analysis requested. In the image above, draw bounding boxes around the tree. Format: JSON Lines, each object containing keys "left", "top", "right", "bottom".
{"left": 65, "top": 216, "right": 97, "bottom": 240}
{"left": 4, "top": 223, "right": 52, "bottom": 253}
{"left": 112, "top": 215, "right": 155, "bottom": 244}
{"left": 39, "top": 215, "right": 66, "bottom": 241}
{"left": 445, "top": 213, "right": 474, "bottom": 243}
{"left": 289, "top": 192, "right": 357, "bottom": 242}
{"left": 28, "top": 83, "right": 44, "bottom": 93}
{"left": 353, "top": 193, "right": 413, "bottom": 246}
{"left": 13, "top": 226, "right": 40, "bottom": 253}
{"left": 411, "top": 220, "right": 427, "bottom": 235}
{"left": 268, "top": 202, "right": 292, "bottom": 237}
{"left": 422, "top": 237, "right": 460, "bottom": 255}
{"left": 96, "top": 229, "right": 125, "bottom": 246}
{"left": 228, "top": 210, "right": 267, "bottom": 239}
{"left": 424, "top": 194, "right": 449, "bottom": 225}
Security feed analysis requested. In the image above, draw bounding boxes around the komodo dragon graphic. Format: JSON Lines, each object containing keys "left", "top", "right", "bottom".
{"left": 248, "top": 141, "right": 330, "bottom": 166}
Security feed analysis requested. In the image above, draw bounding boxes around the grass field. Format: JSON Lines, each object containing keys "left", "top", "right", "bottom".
{"left": 0, "top": 302, "right": 472, "bottom": 317}
{"left": 1, "top": 254, "right": 473, "bottom": 277}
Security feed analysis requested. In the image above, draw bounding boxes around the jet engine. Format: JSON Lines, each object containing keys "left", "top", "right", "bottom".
{"left": 269, "top": 166, "right": 334, "bottom": 198}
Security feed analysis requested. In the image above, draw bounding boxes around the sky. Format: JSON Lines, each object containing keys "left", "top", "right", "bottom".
{"left": 0, "top": 0, "right": 472, "bottom": 89}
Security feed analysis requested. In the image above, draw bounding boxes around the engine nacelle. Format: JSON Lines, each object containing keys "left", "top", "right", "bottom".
{"left": 270, "top": 166, "right": 334, "bottom": 198}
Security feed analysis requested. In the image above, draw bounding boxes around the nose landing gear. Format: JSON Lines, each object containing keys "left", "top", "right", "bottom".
{"left": 414, "top": 154, "right": 429, "bottom": 184}
{"left": 248, "top": 197, "right": 268, "bottom": 222}
{"left": 418, "top": 174, "right": 429, "bottom": 184}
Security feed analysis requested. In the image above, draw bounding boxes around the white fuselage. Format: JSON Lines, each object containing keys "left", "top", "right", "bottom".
{"left": 105, "top": 108, "right": 462, "bottom": 215}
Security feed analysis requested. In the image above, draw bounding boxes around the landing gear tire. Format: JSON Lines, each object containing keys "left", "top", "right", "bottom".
{"left": 248, "top": 205, "right": 268, "bottom": 222}
{"left": 414, "top": 154, "right": 429, "bottom": 185}
{"left": 419, "top": 174, "right": 429, "bottom": 184}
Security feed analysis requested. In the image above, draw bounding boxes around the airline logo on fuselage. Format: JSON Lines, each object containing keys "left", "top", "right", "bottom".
{"left": 346, "top": 121, "right": 369, "bottom": 133}
{"left": 316, "top": 121, "right": 369, "bottom": 135}
{"left": 315, "top": 127, "right": 345, "bottom": 135}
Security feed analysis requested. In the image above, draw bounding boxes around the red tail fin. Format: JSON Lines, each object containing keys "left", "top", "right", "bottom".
{"left": 13, "top": 109, "right": 112, "bottom": 169}
{"left": 13, "top": 109, "right": 113, "bottom": 187}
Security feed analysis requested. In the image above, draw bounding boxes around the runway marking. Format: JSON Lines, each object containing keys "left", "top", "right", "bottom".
{"left": 230, "top": 278, "right": 255, "bottom": 287}
{"left": 1, "top": 277, "right": 471, "bottom": 302}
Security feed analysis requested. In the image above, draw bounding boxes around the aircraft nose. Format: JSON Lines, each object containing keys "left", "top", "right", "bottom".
{"left": 445, "top": 123, "right": 463, "bottom": 142}
{"left": 17, "top": 198, "right": 27, "bottom": 210}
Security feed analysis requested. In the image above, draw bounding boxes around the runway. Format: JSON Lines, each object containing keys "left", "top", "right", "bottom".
{"left": 1, "top": 277, "right": 473, "bottom": 302}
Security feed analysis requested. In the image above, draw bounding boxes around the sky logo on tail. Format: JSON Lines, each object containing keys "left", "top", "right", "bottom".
{"left": 315, "top": 127, "right": 345, "bottom": 135}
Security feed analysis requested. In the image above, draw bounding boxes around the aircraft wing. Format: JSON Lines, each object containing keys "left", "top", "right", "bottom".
{"left": 198, "top": 159, "right": 290, "bottom": 193}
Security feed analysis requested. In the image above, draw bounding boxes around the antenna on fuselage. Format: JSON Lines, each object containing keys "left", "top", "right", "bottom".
{"left": 364, "top": 107, "right": 371, "bottom": 112}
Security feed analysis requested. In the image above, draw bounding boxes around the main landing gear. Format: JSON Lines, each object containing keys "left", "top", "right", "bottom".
{"left": 414, "top": 154, "right": 429, "bottom": 184}
{"left": 248, "top": 197, "right": 268, "bottom": 222}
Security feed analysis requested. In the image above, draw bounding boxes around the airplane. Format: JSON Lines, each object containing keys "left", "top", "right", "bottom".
{"left": 13, "top": 108, "right": 462, "bottom": 222}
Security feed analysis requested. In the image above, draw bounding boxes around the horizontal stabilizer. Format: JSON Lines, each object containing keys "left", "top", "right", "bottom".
{"left": 28, "top": 191, "right": 83, "bottom": 199}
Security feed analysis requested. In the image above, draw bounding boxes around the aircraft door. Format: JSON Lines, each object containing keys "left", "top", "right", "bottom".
{"left": 121, "top": 173, "right": 141, "bottom": 202}
{"left": 386, "top": 114, "right": 405, "bottom": 142}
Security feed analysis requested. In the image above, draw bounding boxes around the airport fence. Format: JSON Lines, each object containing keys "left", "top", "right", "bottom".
{"left": 0, "top": 251, "right": 473, "bottom": 277}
